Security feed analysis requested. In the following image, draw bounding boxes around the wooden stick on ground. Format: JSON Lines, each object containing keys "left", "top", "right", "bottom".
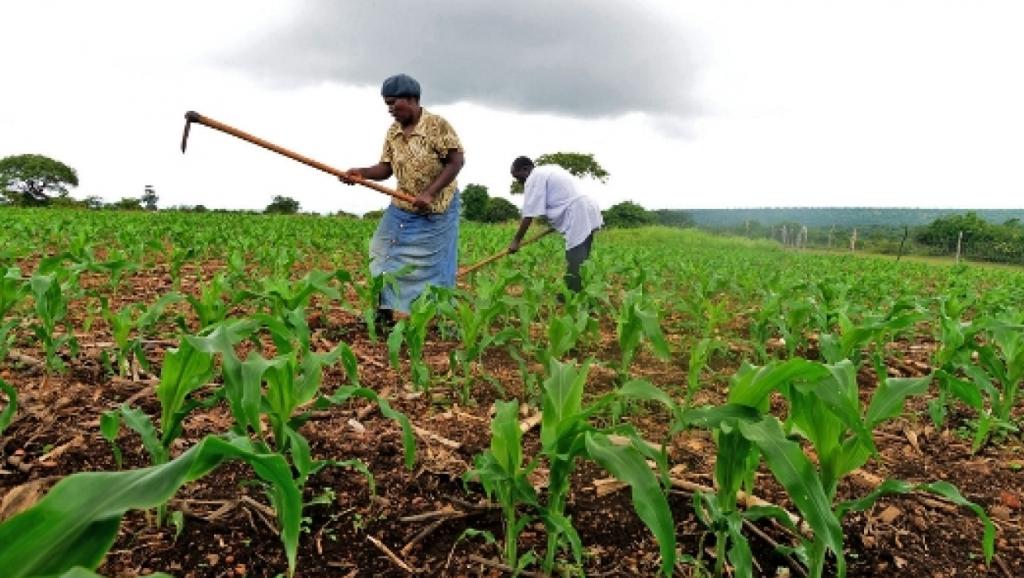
{"left": 368, "top": 534, "right": 422, "bottom": 574}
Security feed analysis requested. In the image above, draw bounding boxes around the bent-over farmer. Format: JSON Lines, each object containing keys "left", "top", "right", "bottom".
{"left": 508, "top": 156, "right": 603, "bottom": 293}
{"left": 342, "top": 73, "right": 465, "bottom": 320}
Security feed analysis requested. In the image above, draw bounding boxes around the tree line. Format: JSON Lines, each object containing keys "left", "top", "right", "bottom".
{"left": 8, "top": 153, "right": 1016, "bottom": 261}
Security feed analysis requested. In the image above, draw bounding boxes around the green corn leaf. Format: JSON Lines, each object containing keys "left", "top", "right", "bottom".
{"left": 803, "top": 361, "right": 877, "bottom": 457}
{"left": 679, "top": 403, "right": 762, "bottom": 430}
{"left": 338, "top": 342, "right": 359, "bottom": 386}
{"left": 636, "top": 304, "right": 671, "bottom": 360}
{"left": 137, "top": 292, "right": 184, "bottom": 329}
{"left": 284, "top": 425, "right": 314, "bottom": 479}
{"left": 541, "top": 360, "right": 589, "bottom": 450}
{"left": 98, "top": 410, "right": 120, "bottom": 445}
{"left": 737, "top": 417, "right": 844, "bottom": 573}
{"left": 714, "top": 426, "right": 756, "bottom": 512}
{"left": 936, "top": 370, "right": 984, "bottom": 410}
{"left": 585, "top": 432, "right": 676, "bottom": 576}
{"left": 0, "top": 434, "right": 301, "bottom": 578}
{"left": 865, "top": 375, "right": 931, "bottom": 428}
{"left": 156, "top": 341, "right": 215, "bottom": 443}
{"left": 617, "top": 379, "right": 677, "bottom": 414}
{"left": 386, "top": 320, "right": 405, "bottom": 368}
{"left": 491, "top": 400, "right": 522, "bottom": 474}
{"left": 728, "top": 359, "right": 829, "bottom": 410}
{"left": 118, "top": 405, "right": 167, "bottom": 465}
{"left": 1, "top": 378, "right": 17, "bottom": 436}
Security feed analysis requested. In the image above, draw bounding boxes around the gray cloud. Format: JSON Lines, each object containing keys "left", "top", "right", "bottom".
{"left": 225, "top": 1, "right": 699, "bottom": 119}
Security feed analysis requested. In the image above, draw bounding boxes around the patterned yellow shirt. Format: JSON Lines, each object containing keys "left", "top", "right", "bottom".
{"left": 381, "top": 109, "right": 463, "bottom": 214}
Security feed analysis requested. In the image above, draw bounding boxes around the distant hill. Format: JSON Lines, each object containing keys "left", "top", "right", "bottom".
{"left": 674, "top": 208, "right": 1024, "bottom": 228}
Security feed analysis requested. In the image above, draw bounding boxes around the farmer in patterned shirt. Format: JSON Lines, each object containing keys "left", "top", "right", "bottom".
{"left": 342, "top": 74, "right": 465, "bottom": 321}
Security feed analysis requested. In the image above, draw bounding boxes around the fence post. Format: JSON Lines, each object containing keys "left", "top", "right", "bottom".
{"left": 955, "top": 230, "right": 963, "bottom": 264}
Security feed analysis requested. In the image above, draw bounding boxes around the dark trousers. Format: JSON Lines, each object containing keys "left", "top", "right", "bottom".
{"left": 564, "top": 232, "right": 595, "bottom": 292}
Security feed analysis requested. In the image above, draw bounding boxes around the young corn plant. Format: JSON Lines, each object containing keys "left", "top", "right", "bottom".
{"left": 101, "top": 323, "right": 234, "bottom": 522}
{"left": 615, "top": 285, "right": 672, "bottom": 383}
{"left": 387, "top": 293, "right": 438, "bottom": 392}
{"left": 441, "top": 283, "right": 515, "bottom": 404}
{"left": 684, "top": 336, "right": 724, "bottom": 409}
{"left": 502, "top": 275, "right": 547, "bottom": 398}
{"left": 749, "top": 290, "right": 783, "bottom": 363}
{"left": 183, "top": 272, "right": 235, "bottom": 330}
{"left": 535, "top": 359, "right": 677, "bottom": 576}
{"left": 29, "top": 272, "right": 78, "bottom": 374}
{"left": 95, "top": 249, "right": 141, "bottom": 297}
{"left": 464, "top": 399, "right": 539, "bottom": 572}
{"left": 100, "top": 292, "right": 182, "bottom": 377}
{"left": 0, "top": 266, "right": 29, "bottom": 361}
{"left": 248, "top": 269, "right": 341, "bottom": 319}
{"left": 167, "top": 243, "right": 197, "bottom": 290}
{"left": 187, "top": 315, "right": 416, "bottom": 574}
{"left": 682, "top": 358, "right": 996, "bottom": 578}
{"left": 610, "top": 285, "right": 671, "bottom": 422}
{"left": 935, "top": 315, "right": 1024, "bottom": 450}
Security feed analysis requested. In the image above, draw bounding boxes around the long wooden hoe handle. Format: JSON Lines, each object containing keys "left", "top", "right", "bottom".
{"left": 457, "top": 228, "right": 557, "bottom": 278}
{"left": 180, "top": 111, "right": 417, "bottom": 205}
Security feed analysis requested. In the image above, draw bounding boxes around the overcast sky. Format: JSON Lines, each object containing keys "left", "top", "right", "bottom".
{"left": 2, "top": 1, "right": 1022, "bottom": 215}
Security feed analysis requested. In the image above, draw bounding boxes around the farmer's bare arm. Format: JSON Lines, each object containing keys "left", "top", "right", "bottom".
{"left": 413, "top": 149, "right": 465, "bottom": 211}
{"left": 509, "top": 217, "right": 533, "bottom": 253}
{"left": 340, "top": 163, "right": 393, "bottom": 184}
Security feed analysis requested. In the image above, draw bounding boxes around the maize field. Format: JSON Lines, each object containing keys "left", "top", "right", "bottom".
{"left": 0, "top": 207, "right": 1022, "bottom": 578}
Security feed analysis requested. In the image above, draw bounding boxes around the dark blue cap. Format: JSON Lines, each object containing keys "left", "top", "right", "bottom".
{"left": 381, "top": 74, "right": 421, "bottom": 98}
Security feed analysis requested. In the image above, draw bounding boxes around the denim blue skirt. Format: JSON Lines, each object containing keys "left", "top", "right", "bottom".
{"left": 369, "top": 191, "right": 460, "bottom": 313}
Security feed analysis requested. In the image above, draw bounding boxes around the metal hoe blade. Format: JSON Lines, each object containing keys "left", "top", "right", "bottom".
{"left": 180, "top": 111, "right": 200, "bottom": 153}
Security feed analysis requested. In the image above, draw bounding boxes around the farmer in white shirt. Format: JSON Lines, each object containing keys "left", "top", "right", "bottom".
{"left": 507, "top": 156, "right": 604, "bottom": 293}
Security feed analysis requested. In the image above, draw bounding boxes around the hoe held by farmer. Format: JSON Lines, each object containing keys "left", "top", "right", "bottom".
{"left": 508, "top": 156, "right": 603, "bottom": 293}
{"left": 341, "top": 73, "right": 465, "bottom": 318}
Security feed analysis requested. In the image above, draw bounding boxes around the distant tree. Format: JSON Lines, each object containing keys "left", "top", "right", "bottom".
{"left": 537, "top": 152, "right": 609, "bottom": 182}
{"left": 362, "top": 209, "right": 386, "bottom": 220}
{"left": 462, "top": 183, "right": 490, "bottom": 221}
{"left": 334, "top": 210, "right": 359, "bottom": 219}
{"left": 265, "top": 195, "right": 300, "bottom": 214}
{"left": 915, "top": 212, "right": 993, "bottom": 249}
{"left": 83, "top": 195, "right": 106, "bottom": 210}
{"left": 141, "top": 185, "right": 159, "bottom": 211}
{"left": 0, "top": 154, "right": 79, "bottom": 206}
{"left": 483, "top": 197, "right": 521, "bottom": 223}
{"left": 511, "top": 152, "right": 609, "bottom": 194}
{"left": 110, "top": 197, "right": 143, "bottom": 211}
{"left": 603, "top": 201, "right": 654, "bottom": 228}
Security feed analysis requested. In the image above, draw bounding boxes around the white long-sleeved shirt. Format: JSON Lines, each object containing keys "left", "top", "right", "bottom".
{"left": 521, "top": 165, "right": 604, "bottom": 250}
